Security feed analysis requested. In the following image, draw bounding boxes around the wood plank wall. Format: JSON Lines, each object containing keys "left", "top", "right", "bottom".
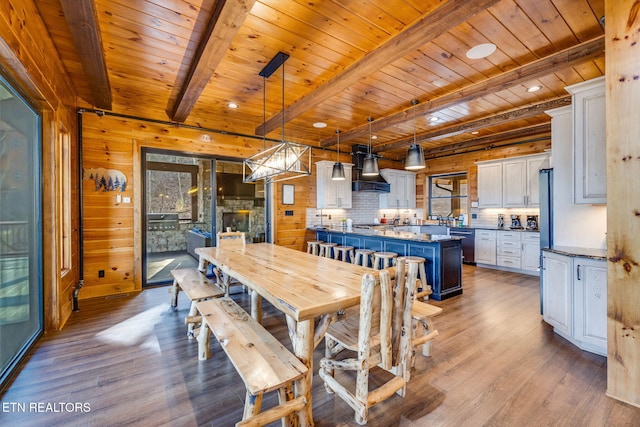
{"left": 605, "top": 0, "right": 640, "bottom": 408}
{"left": 80, "top": 113, "right": 355, "bottom": 298}
{"left": 0, "top": 0, "right": 79, "bottom": 331}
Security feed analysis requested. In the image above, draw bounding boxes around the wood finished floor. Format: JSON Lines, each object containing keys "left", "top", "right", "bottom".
{"left": 1, "top": 265, "right": 639, "bottom": 426}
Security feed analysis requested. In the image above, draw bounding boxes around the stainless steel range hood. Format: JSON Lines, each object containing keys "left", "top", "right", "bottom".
{"left": 351, "top": 144, "right": 390, "bottom": 193}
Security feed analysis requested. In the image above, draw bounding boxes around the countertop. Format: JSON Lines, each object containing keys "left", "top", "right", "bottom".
{"left": 542, "top": 246, "right": 607, "bottom": 260}
{"left": 470, "top": 226, "right": 540, "bottom": 232}
{"left": 310, "top": 227, "right": 463, "bottom": 243}
{"left": 357, "top": 224, "right": 540, "bottom": 233}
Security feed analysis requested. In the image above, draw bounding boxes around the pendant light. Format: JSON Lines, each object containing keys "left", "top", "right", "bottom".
{"left": 405, "top": 99, "right": 426, "bottom": 170}
{"left": 362, "top": 117, "right": 379, "bottom": 176}
{"left": 331, "top": 129, "right": 346, "bottom": 180}
{"left": 243, "top": 52, "right": 311, "bottom": 183}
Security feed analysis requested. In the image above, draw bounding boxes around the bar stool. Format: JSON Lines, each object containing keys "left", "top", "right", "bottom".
{"left": 307, "top": 240, "right": 323, "bottom": 256}
{"left": 352, "top": 249, "right": 374, "bottom": 268}
{"left": 333, "top": 246, "right": 354, "bottom": 263}
{"left": 403, "top": 256, "right": 432, "bottom": 299}
{"left": 318, "top": 242, "right": 337, "bottom": 258}
{"left": 403, "top": 256, "right": 431, "bottom": 299}
{"left": 372, "top": 251, "right": 397, "bottom": 269}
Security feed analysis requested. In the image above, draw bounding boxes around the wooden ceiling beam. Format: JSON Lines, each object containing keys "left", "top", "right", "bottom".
{"left": 374, "top": 96, "right": 570, "bottom": 153}
{"left": 60, "top": 0, "right": 111, "bottom": 110}
{"left": 422, "top": 123, "right": 551, "bottom": 159}
{"left": 322, "top": 35, "right": 604, "bottom": 148}
{"left": 255, "top": 0, "right": 502, "bottom": 136}
{"left": 169, "top": 0, "right": 256, "bottom": 123}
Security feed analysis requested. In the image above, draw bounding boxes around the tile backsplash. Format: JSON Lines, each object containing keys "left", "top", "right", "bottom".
{"left": 305, "top": 192, "right": 539, "bottom": 229}
{"left": 306, "top": 192, "right": 423, "bottom": 228}
{"left": 472, "top": 207, "right": 541, "bottom": 228}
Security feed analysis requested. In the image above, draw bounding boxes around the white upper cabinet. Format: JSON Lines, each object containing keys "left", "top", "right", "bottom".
{"left": 501, "top": 160, "right": 526, "bottom": 208}
{"left": 566, "top": 77, "right": 606, "bottom": 204}
{"left": 525, "top": 155, "right": 548, "bottom": 207}
{"left": 477, "top": 162, "right": 502, "bottom": 208}
{"left": 316, "top": 161, "right": 353, "bottom": 208}
{"left": 478, "top": 154, "right": 548, "bottom": 208}
{"left": 379, "top": 169, "right": 416, "bottom": 209}
{"left": 502, "top": 154, "right": 549, "bottom": 208}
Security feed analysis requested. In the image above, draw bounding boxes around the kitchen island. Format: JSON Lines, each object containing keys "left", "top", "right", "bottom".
{"left": 312, "top": 227, "right": 463, "bottom": 300}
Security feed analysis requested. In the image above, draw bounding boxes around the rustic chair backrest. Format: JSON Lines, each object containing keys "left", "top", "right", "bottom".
{"left": 216, "top": 231, "right": 246, "bottom": 246}
{"left": 359, "top": 259, "right": 418, "bottom": 370}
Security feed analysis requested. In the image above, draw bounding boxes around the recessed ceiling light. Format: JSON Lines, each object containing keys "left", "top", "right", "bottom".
{"left": 371, "top": 135, "right": 378, "bottom": 140}
{"left": 471, "top": 131, "right": 479, "bottom": 135}
{"left": 429, "top": 116, "right": 439, "bottom": 123}
{"left": 227, "top": 102, "right": 239, "bottom": 109}
{"left": 313, "top": 122, "right": 327, "bottom": 128}
{"left": 526, "top": 85, "right": 542, "bottom": 93}
{"left": 466, "top": 43, "right": 496, "bottom": 59}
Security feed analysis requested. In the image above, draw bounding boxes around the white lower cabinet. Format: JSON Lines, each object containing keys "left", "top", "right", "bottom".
{"left": 542, "top": 251, "right": 573, "bottom": 338}
{"left": 477, "top": 229, "right": 539, "bottom": 274}
{"left": 497, "top": 230, "right": 521, "bottom": 269}
{"left": 521, "top": 233, "right": 541, "bottom": 272}
{"left": 542, "top": 251, "right": 607, "bottom": 356}
{"left": 475, "top": 230, "right": 497, "bottom": 265}
{"left": 573, "top": 258, "right": 608, "bottom": 354}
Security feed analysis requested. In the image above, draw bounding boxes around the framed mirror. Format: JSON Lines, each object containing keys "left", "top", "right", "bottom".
{"left": 282, "top": 184, "right": 294, "bottom": 205}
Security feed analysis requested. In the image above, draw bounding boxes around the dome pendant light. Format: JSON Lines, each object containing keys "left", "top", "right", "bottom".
{"left": 331, "top": 129, "right": 346, "bottom": 180}
{"left": 405, "top": 99, "right": 426, "bottom": 170}
{"left": 362, "top": 117, "right": 379, "bottom": 176}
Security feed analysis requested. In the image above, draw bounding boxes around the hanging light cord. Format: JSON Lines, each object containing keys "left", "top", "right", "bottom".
{"left": 262, "top": 75, "right": 266, "bottom": 152}
{"left": 336, "top": 129, "right": 340, "bottom": 156}
{"left": 368, "top": 117, "right": 373, "bottom": 154}
{"left": 281, "top": 60, "right": 285, "bottom": 143}
{"left": 413, "top": 100, "right": 417, "bottom": 145}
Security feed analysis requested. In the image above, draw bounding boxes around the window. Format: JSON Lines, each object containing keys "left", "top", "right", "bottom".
{"left": 429, "top": 173, "right": 468, "bottom": 218}
{"left": 146, "top": 161, "right": 198, "bottom": 221}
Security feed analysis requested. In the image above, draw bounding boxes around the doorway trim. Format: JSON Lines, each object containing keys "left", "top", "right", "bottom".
{"left": 140, "top": 147, "right": 216, "bottom": 287}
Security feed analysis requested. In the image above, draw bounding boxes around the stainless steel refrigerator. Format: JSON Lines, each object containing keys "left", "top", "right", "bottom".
{"left": 538, "top": 168, "right": 553, "bottom": 314}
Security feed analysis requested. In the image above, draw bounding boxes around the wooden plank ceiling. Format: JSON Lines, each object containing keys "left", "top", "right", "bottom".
{"left": 36, "top": 0, "right": 605, "bottom": 161}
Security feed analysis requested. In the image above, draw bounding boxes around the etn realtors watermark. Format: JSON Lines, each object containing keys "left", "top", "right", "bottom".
{"left": 2, "top": 401, "right": 91, "bottom": 413}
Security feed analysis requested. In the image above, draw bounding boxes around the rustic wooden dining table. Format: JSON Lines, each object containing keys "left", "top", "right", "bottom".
{"left": 195, "top": 242, "right": 375, "bottom": 426}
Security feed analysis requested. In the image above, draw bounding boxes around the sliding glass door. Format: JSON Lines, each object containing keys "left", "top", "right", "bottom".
{"left": 142, "top": 152, "right": 268, "bottom": 286}
{"left": 0, "top": 76, "right": 42, "bottom": 386}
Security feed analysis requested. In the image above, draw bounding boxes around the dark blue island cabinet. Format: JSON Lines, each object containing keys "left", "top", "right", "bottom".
{"left": 315, "top": 230, "right": 463, "bottom": 300}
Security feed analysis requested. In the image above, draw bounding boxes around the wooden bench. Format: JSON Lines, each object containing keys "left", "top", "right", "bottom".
{"left": 169, "top": 268, "right": 224, "bottom": 338}
{"left": 411, "top": 300, "right": 442, "bottom": 363}
{"left": 196, "top": 297, "right": 308, "bottom": 426}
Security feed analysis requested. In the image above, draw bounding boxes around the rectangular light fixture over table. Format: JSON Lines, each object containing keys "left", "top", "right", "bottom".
{"left": 243, "top": 52, "right": 312, "bottom": 184}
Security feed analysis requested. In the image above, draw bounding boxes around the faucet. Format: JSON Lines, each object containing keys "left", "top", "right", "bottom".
{"left": 315, "top": 209, "right": 329, "bottom": 227}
